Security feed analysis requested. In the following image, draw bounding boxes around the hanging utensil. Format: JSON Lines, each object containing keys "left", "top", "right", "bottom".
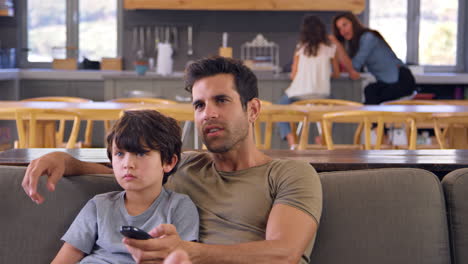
{"left": 146, "top": 26, "right": 152, "bottom": 57}
{"left": 132, "top": 27, "right": 139, "bottom": 53}
{"left": 187, "top": 26, "right": 193, "bottom": 56}
{"left": 165, "top": 26, "right": 170, "bottom": 44}
{"left": 139, "top": 26, "right": 145, "bottom": 56}
{"left": 154, "top": 26, "right": 160, "bottom": 56}
{"left": 172, "top": 26, "right": 178, "bottom": 54}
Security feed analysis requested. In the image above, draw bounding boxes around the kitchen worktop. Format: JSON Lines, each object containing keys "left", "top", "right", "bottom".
{"left": 0, "top": 69, "right": 292, "bottom": 81}
{"left": 2, "top": 69, "right": 468, "bottom": 84}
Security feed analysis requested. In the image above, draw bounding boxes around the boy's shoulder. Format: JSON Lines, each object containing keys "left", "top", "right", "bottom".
{"left": 165, "top": 188, "right": 194, "bottom": 204}
{"left": 92, "top": 191, "right": 123, "bottom": 203}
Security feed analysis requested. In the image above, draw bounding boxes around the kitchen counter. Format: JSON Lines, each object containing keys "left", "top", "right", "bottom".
{"left": 2, "top": 69, "right": 468, "bottom": 84}
{"left": 0, "top": 69, "right": 292, "bottom": 81}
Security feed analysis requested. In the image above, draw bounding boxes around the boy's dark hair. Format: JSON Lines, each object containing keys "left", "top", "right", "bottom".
{"left": 299, "top": 15, "right": 331, "bottom": 57}
{"left": 106, "top": 110, "right": 182, "bottom": 184}
{"left": 185, "top": 56, "right": 258, "bottom": 110}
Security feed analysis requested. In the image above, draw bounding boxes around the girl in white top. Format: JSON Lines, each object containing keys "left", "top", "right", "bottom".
{"left": 278, "top": 15, "right": 340, "bottom": 148}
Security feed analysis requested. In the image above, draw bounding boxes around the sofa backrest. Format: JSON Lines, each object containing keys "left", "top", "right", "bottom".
{"left": 0, "top": 166, "right": 121, "bottom": 264}
{"left": 442, "top": 168, "right": 468, "bottom": 264}
{"left": 311, "top": 168, "right": 451, "bottom": 264}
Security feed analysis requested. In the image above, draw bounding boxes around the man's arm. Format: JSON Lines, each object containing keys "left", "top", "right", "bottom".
{"left": 22, "top": 151, "right": 113, "bottom": 204}
{"left": 51, "top": 242, "right": 85, "bottom": 264}
{"left": 124, "top": 204, "right": 318, "bottom": 264}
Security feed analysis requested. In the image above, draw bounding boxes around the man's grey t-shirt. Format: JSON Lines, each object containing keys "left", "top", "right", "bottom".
{"left": 62, "top": 188, "right": 199, "bottom": 264}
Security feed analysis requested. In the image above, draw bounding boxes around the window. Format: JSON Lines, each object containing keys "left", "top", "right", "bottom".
{"left": 27, "top": 0, "right": 66, "bottom": 62}
{"left": 25, "top": 0, "right": 118, "bottom": 64}
{"left": 368, "top": 0, "right": 461, "bottom": 70}
{"left": 369, "top": 0, "right": 407, "bottom": 62}
{"left": 79, "top": 0, "right": 117, "bottom": 61}
{"left": 419, "top": 0, "right": 458, "bottom": 66}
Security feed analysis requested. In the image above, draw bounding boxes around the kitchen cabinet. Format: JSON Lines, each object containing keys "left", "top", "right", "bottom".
{"left": 19, "top": 80, "right": 104, "bottom": 101}
{"left": 124, "top": 0, "right": 365, "bottom": 13}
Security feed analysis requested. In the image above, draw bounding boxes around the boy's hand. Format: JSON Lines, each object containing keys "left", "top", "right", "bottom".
{"left": 22, "top": 152, "right": 67, "bottom": 204}
{"left": 123, "top": 224, "right": 185, "bottom": 263}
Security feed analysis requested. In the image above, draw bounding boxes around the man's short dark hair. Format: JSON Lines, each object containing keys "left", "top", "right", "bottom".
{"left": 106, "top": 110, "right": 182, "bottom": 184}
{"left": 185, "top": 56, "right": 259, "bottom": 110}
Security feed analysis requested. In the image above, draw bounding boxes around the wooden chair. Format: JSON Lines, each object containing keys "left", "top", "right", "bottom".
{"left": 15, "top": 109, "right": 81, "bottom": 148}
{"left": 254, "top": 100, "right": 273, "bottom": 149}
{"left": 104, "top": 97, "right": 178, "bottom": 134}
{"left": 322, "top": 110, "right": 417, "bottom": 150}
{"left": 21, "top": 97, "right": 93, "bottom": 147}
{"left": 432, "top": 112, "right": 468, "bottom": 149}
{"left": 255, "top": 102, "right": 308, "bottom": 150}
{"left": 382, "top": 100, "right": 445, "bottom": 105}
{"left": 382, "top": 100, "right": 445, "bottom": 149}
{"left": 291, "top": 99, "right": 363, "bottom": 148}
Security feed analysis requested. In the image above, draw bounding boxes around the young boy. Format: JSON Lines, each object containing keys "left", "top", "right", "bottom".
{"left": 52, "top": 110, "right": 199, "bottom": 264}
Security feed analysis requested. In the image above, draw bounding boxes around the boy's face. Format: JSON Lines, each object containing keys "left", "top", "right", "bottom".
{"left": 111, "top": 143, "right": 174, "bottom": 194}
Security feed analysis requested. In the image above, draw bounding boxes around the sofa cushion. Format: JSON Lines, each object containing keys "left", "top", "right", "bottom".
{"left": 0, "top": 166, "right": 121, "bottom": 264}
{"left": 311, "top": 168, "right": 451, "bottom": 264}
{"left": 442, "top": 168, "right": 468, "bottom": 264}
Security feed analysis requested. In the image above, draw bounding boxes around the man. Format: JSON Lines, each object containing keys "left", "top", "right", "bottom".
{"left": 22, "top": 57, "right": 322, "bottom": 264}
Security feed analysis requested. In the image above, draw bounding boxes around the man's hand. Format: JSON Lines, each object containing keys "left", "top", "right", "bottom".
{"left": 163, "top": 250, "right": 192, "bottom": 264}
{"left": 22, "top": 152, "right": 67, "bottom": 204}
{"left": 123, "top": 224, "right": 185, "bottom": 264}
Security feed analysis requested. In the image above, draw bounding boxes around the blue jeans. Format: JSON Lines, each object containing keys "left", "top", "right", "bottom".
{"left": 277, "top": 94, "right": 301, "bottom": 140}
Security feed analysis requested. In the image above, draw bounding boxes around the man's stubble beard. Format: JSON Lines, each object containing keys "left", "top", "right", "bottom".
{"left": 202, "top": 122, "right": 249, "bottom": 153}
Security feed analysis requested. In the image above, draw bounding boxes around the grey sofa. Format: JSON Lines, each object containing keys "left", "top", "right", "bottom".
{"left": 0, "top": 166, "right": 466, "bottom": 264}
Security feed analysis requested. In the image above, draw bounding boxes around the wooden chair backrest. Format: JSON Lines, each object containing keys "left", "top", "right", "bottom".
{"left": 21, "top": 97, "right": 93, "bottom": 147}
{"left": 108, "top": 97, "right": 177, "bottom": 104}
{"left": 21, "top": 96, "right": 91, "bottom": 103}
{"left": 293, "top": 99, "right": 363, "bottom": 106}
{"left": 15, "top": 109, "right": 81, "bottom": 148}
{"left": 322, "top": 110, "right": 417, "bottom": 150}
{"left": 382, "top": 100, "right": 444, "bottom": 105}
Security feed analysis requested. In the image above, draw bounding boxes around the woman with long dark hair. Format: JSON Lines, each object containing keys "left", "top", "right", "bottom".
{"left": 278, "top": 15, "right": 350, "bottom": 148}
{"left": 331, "top": 12, "right": 415, "bottom": 105}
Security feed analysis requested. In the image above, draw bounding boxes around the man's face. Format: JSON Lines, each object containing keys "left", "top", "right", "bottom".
{"left": 191, "top": 73, "right": 250, "bottom": 153}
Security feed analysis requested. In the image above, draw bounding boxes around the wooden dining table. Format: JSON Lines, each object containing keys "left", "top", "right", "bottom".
{"left": 1, "top": 148, "right": 466, "bottom": 178}
{"left": 1, "top": 101, "right": 468, "bottom": 148}
{"left": 1, "top": 101, "right": 468, "bottom": 120}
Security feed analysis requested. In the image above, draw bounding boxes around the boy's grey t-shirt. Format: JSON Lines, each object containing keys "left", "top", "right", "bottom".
{"left": 62, "top": 188, "right": 199, "bottom": 264}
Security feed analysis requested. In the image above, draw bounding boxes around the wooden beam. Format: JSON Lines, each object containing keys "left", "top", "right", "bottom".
{"left": 124, "top": 0, "right": 365, "bottom": 13}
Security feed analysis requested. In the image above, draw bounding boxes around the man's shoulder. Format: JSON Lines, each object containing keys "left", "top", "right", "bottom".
{"left": 269, "top": 158, "right": 314, "bottom": 170}
{"left": 267, "top": 159, "right": 318, "bottom": 179}
{"left": 179, "top": 151, "right": 212, "bottom": 167}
